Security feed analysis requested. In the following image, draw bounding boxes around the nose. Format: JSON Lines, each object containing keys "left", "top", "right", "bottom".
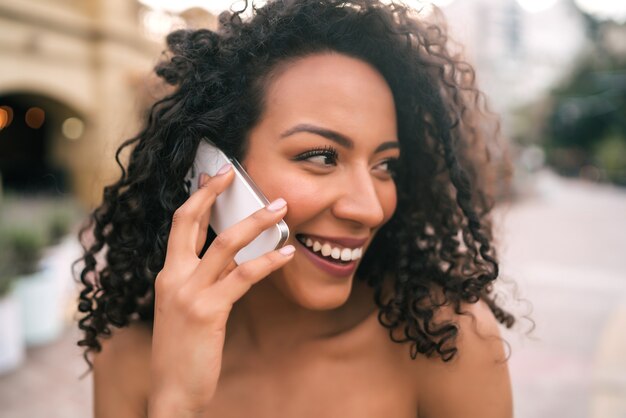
{"left": 330, "top": 166, "right": 386, "bottom": 228}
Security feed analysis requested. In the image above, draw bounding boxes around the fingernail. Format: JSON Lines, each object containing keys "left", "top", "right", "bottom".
{"left": 267, "top": 198, "right": 287, "bottom": 212}
{"left": 279, "top": 245, "right": 295, "bottom": 256}
{"left": 198, "top": 173, "right": 209, "bottom": 188}
{"left": 216, "top": 163, "right": 232, "bottom": 175}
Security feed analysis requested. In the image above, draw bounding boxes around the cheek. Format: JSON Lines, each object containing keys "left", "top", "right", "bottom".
{"left": 248, "top": 166, "right": 326, "bottom": 228}
{"left": 381, "top": 183, "right": 398, "bottom": 223}
{"left": 270, "top": 177, "right": 326, "bottom": 229}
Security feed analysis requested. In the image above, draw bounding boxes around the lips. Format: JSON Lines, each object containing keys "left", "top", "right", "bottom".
{"left": 291, "top": 232, "right": 369, "bottom": 278}
{"left": 295, "top": 239, "right": 358, "bottom": 278}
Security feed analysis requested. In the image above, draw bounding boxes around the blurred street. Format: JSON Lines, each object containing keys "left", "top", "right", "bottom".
{"left": 497, "top": 170, "right": 626, "bottom": 418}
{"left": 0, "top": 169, "right": 625, "bottom": 417}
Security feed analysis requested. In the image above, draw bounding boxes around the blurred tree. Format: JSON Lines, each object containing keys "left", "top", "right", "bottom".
{"left": 544, "top": 15, "right": 626, "bottom": 185}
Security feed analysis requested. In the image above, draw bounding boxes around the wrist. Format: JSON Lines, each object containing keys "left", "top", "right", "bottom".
{"left": 148, "top": 391, "right": 209, "bottom": 418}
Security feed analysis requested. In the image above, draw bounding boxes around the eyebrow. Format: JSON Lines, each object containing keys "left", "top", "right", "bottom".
{"left": 279, "top": 123, "right": 400, "bottom": 153}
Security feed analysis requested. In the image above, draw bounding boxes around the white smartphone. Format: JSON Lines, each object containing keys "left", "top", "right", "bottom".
{"left": 184, "top": 139, "right": 290, "bottom": 265}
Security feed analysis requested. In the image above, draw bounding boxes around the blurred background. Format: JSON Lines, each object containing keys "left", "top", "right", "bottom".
{"left": 0, "top": 0, "right": 624, "bottom": 417}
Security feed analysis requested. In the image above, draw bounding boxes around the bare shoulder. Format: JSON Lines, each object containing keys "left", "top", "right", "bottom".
{"left": 410, "top": 298, "right": 513, "bottom": 418}
{"left": 92, "top": 321, "right": 153, "bottom": 417}
{"left": 94, "top": 320, "right": 152, "bottom": 375}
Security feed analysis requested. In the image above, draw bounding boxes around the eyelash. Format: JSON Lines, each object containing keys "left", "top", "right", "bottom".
{"left": 293, "top": 145, "right": 399, "bottom": 176}
{"left": 294, "top": 145, "right": 339, "bottom": 165}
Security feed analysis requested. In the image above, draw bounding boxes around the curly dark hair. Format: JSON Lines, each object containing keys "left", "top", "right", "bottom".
{"left": 75, "top": 0, "right": 517, "bottom": 369}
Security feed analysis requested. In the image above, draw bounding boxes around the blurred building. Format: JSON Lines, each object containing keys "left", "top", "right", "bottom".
{"left": 0, "top": 0, "right": 216, "bottom": 207}
{"left": 442, "top": 0, "right": 588, "bottom": 128}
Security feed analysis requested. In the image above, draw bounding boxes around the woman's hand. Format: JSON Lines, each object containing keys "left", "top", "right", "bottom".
{"left": 148, "top": 164, "right": 294, "bottom": 417}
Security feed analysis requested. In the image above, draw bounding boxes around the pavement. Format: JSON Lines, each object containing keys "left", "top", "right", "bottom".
{"left": 495, "top": 170, "right": 626, "bottom": 418}
{"left": 0, "top": 169, "right": 624, "bottom": 418}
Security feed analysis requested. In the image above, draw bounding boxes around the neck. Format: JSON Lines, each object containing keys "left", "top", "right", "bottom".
{"left": 226, "top": 277, "right": 377, "bottom": 358}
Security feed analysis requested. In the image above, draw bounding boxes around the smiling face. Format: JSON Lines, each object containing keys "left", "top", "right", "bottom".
{"left": 241, "top": 52, "right": 400, "bottom": 310}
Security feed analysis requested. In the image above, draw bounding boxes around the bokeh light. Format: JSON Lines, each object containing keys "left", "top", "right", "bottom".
{"left": 0, "top": 105, "right": 13, "bottom": 130}
{"left": 61, "top": 117, "right": 84, "bottom": 140}
{"left": 24, "top": 107, "right": 45, "bottom": 129}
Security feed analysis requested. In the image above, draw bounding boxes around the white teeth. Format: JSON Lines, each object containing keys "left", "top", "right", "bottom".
{"left": 341, "top": 248, "right": 352, "bottom": 261}
{"left": 298, "top": 235, "right": 363, "bottom": 261}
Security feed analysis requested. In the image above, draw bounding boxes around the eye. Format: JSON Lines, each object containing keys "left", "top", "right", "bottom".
{"left": 375, "top": 158, "right": 400, "bottom": 177}
{"left": 293, "top": 145, "right": 339, "bottom": 166}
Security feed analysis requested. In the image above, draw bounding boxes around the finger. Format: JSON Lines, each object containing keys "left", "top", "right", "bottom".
{"left": 165, "top": 166, "right": 234, "bottom": 264}
{"left": 195, "top": 223, "right": 211, "bottom": 256}
{"left": 209, "top": 245, "right": 295, "bottom": 303}
{"left": 194, "top": 176, "right": 213, "bottom": 255}
{"left": 216, "top": 259, "right": 237, "bottom": 282}
{"left": 193, "top": 198, "right": 288, "bottom": 287}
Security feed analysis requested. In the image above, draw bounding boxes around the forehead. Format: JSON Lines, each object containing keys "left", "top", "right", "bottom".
{"left": 258, "top": 52, "right": 398, "bottom": 139}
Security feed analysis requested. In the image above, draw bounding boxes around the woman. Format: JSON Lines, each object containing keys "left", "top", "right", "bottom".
{"left": 76, "top": 0, "right": 517, "bottom": 416}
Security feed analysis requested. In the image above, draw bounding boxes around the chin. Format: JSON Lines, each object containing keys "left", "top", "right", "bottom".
{"left": 295, "top": 285, "right": 353, "bottom": 311}
{"left": 271, "top": 268, "right": 355, "bottom": 311}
